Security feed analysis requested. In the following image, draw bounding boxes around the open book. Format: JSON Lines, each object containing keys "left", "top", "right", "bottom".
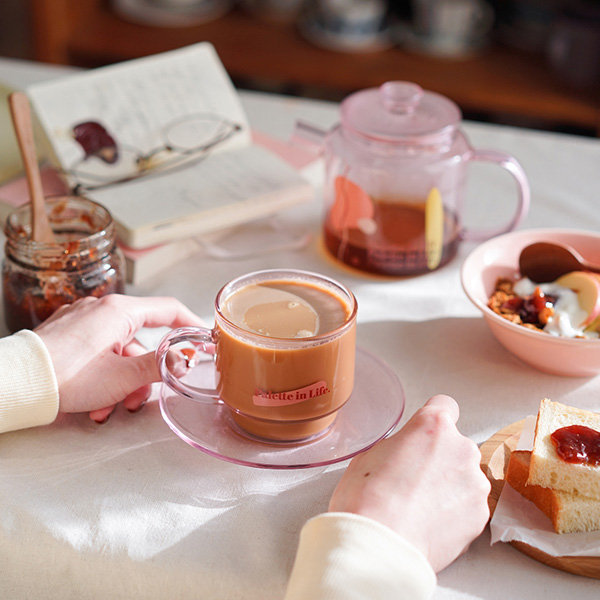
{"left": 0, "top": 135, "right": 322, "bottom": 284}
{"left": 24, "top": 43, "right": 314, "bottom": 249}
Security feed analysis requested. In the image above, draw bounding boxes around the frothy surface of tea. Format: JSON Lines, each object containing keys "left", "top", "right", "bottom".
{"left": 222, "top": 280, "right": 349, "bottom": 338}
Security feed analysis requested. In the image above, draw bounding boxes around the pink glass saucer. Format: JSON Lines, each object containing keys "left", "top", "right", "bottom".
{"left": 158, "top": 347, "right": 405, "bottom": 469}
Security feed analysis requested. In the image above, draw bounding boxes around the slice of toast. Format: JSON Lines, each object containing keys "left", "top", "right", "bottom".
{"left": 507, "top": 449, "right": 600, "bottom": 534}
{"left": 527, "top": 398, "right": 600, "bottom": 500}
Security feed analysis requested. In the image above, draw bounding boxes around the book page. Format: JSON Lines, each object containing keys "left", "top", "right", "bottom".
{"left": 26, "top": 43, "right": 251, "bottom": 184}
{"left": 23, "top": 44, "right": 314, "bottom": 249}
{"left": 89, "top": 145, "right": 313, "bottom": 247}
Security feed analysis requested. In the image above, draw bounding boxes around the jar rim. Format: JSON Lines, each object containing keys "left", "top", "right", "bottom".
{"left": 4, "top": 194, "right": 114, "bottom": 249}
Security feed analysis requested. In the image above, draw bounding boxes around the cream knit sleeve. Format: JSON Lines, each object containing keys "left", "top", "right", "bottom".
{"left": 0, "top": 330, "right": 59, "bottom": 434}
{"left": 284, "top": 512, "right": 436, "bottom": 600}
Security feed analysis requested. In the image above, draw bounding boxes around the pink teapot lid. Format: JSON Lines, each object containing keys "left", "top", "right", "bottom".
{"left": 340, "top": 81, "right": 461, "bottom": 142}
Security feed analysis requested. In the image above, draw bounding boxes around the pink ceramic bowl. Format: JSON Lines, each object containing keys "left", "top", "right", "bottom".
{"left": 461, "top": 228, "right": 600, "bottom": 377}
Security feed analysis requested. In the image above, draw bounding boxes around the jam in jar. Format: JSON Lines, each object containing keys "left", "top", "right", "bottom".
{"left": 2, "top": 195, "right": 125, "bottom": 332}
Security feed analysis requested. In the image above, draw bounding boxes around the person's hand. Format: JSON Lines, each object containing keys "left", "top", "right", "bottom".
{"left": 34, "top": 294, "right": 203, "bottom": 423}
{"left": 328, "top": 394, "right": 490, "bottom": 573}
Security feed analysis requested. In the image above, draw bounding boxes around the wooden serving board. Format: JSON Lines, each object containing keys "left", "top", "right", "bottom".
{"left": 479, "top": 420, "right": 600, "bottom": 579}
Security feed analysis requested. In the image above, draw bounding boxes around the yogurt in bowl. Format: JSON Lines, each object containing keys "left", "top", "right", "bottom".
{"left": 487, "top": 273, "right": 600, "bottom": 339}
{"left": 461, "top": 228, "right": 600, "bottom": 377}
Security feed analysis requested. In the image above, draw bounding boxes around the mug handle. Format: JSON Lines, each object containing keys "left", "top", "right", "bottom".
{"left": 462, "top": 149, "right": 530, "bottom": 242}
{"left": 156, "top": 326, "right": 221, "bottom": 404}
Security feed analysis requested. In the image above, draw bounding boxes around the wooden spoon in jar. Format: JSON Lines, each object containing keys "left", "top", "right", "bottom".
{"left": 518, "top": 241, "right": 600, "bottom": 283}
{"left": 8, "top": 92, "right": 56, "bottom": 243}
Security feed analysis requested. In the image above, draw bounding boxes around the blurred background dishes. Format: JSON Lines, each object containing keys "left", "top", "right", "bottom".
{"left": 299, "top": 0, "right": 395, "bottom": 53}
{"left": 546, "top": 1, "right": 600, "bottom": 90}
{"left": 400, "top": 0, "right": 495, "bottom": 58}
{"left": 1, "top": 0, "right": 600, "bottom": 137}
{"left": 494, "top": 0, "right": 561, "bottom": 54}
{"left": 111, "top": 0, "right": 233, "bottom": 27}
{"left": 239, "top": 0, "right": 307, "bottom": 23}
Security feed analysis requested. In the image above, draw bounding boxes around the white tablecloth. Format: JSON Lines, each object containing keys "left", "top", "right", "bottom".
{"left": 1, "top": 57, "right": 600, "bottom": 599}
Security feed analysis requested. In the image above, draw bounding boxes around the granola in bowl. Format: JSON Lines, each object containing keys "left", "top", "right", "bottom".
{"left": 487, "top": 275, "right": 599, "bottom": 339}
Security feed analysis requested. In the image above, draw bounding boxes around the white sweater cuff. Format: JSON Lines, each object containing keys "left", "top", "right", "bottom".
{"left": 284, "top": 512, "right": 436, "bottom": 600}
{"left": 0, "top": 330, "right": 59, "bottom": 433}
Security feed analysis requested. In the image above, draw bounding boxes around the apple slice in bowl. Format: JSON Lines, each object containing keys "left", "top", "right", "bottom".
{"left": 555, "top": 271, "right": 600, "bottom": 330}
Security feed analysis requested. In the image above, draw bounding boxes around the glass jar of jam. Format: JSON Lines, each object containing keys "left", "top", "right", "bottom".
{"left": 2, "top": 195, "right": 125, "bottom": 333}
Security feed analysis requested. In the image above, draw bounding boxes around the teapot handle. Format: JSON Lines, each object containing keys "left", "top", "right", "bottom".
{"left": 462, "top": 149, "right": 530, "bottom": 242}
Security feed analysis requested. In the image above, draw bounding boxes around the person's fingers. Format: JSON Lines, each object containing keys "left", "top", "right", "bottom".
{"left": 116, "top": 351, "right": 161, "bottom": 392}
{"left": 89, "top": 405, "right": 115, "bottom": 423}
{"left": 42, "top": 296, "right": 99, "bottom": 323}
{"left": 421, "top": 394, "right": 460, "bottom": 424}
{"left": 100, "top": 295, "right": 205, "bottom": 331}
{"left": 121, "top": 338, "right": 148, "bottom": 357}
{"left": 120, "top": 340, "right": 153, "bottom": 411}
{"left": 88, "top": 349, "right": 156, "bottom": 417}
{"left": 122, "top": 385, "right": 152, "bottom": 412}
{"left": 165, "top": 349, "right": 192, "bottom": 378}
{"left": 40, "top": 301, "right": 75, "bottom": 323}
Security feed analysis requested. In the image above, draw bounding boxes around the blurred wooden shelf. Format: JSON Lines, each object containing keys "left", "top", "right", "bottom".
{"left": 31, "top": 0, "right": 600, "bottom": 135}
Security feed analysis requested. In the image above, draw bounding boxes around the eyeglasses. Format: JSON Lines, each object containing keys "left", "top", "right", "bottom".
{"left": 65, "top": 113, "right": 243, "bottom": 193}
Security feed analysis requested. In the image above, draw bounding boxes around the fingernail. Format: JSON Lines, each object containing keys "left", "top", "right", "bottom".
{"left": 93, "top": 414, "right": 111, "bottom": 424}
{"left": 127, "top": 402, "right": 146, "bottom": 414}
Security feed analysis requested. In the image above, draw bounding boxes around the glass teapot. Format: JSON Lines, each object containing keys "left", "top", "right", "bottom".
{"left": 301, "top": 81, "right": 530, "bottom": 276}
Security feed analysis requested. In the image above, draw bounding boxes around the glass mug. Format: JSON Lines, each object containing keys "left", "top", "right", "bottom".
{"left": 296, "top": 81, "right": 530, "bottom": 276}
{"left": 156, "top": 269, "right": 357, "bottom": 442}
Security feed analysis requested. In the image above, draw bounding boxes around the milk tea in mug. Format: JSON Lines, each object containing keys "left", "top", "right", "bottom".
{"left": 157, "top": 269, "right": 357, "bottom": 442}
